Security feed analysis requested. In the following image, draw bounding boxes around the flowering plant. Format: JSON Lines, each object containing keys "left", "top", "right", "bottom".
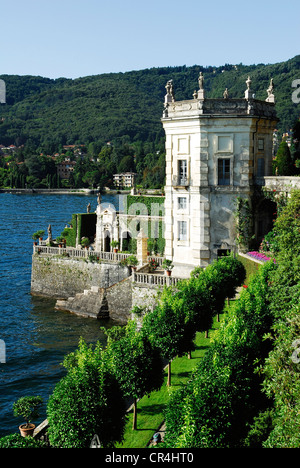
{"left": 149, "top": 259, "right": 159, "bottom": 271}
{"left": 247, "top": 251, "right": 275, "bottom": 263}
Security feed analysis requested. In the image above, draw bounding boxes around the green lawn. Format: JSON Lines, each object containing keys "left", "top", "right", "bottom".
{"left": 116, "top": 316, "right": 223, "bottom": 448}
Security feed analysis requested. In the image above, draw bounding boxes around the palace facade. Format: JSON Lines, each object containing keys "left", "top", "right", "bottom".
{"left": 95, "top": 75, "right": 278, "bottom": 277}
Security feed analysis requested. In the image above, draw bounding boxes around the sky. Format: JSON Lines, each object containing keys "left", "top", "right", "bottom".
{"left": 1, "top": 0, "right": 300, "bottom": 79}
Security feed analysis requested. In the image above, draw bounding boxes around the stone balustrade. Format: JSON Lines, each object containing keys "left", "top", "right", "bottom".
{"left": 263, "top": 176, "right": 300, "bottom": 193}
{"left": 33, "top": 244, "right": 131, "bottom": 262}
{"left": 132, "top": 271, "right": 182, "bottom": 288}
{"left": 33, "top": 244, "right": 164, "bottom": 267}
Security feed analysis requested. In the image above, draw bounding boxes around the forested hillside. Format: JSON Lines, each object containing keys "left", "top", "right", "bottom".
{"left": 0, "top": 56, "right": 299, "bottom": 189}
{"left": 1, "top": 56, "right": 300, "bottom": 148}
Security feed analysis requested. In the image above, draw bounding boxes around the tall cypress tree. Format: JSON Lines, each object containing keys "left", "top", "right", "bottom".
{"left": 274, "top": 140, "right": 294, "bottom": 175}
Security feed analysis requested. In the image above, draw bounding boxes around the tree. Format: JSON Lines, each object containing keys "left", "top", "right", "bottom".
{"left": 273, "top": 140, "right": 294, "bottom": 175}
{"left": 47, "top": 338, "right": 127, "bottom": 448}
{"left": 163, "top": 261, "right": 276, "bottom": 448}
{"left": 142, "top": 291, "right": 194, "bottom": 387}
{"left": 105, "top": 320, "right": 164, "bottom": 430}
{"left": 118, "top": 154, "right": 135, "bottom": 174}
{"left": 260, "top": 191, "right": 300, "bottom": 447}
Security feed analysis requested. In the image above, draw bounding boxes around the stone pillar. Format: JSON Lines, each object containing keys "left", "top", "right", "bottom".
{"left": 137, "top": 229, "right": 148, "bottom": 265}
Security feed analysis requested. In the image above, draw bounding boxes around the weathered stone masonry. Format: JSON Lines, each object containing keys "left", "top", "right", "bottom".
{"left": 31, "top": 254, "right": 161, "bottom": 323}
{"left": 31, "top": 255, "right": 130, "bottom": 299}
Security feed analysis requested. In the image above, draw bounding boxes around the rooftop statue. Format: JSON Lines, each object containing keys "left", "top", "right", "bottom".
{"left": 198, "top": 72, "right": 204, "bottom": 90}
{"left": 246, "top": 76, "right": 252, "bottom": 91}
{"left": 267, "top": 78, "right": 274, "bottom": 96}
{"left": 0, "top": 79, "right": 5, "bottom": 104}
{"left": 197, "top": 72, "right": 205, "bottom": 100}
{"left": 266, "top": 78, "right": 275, "bottom": 103}
{"left": 165, "top": 80, "right": 175, "bottom": 102}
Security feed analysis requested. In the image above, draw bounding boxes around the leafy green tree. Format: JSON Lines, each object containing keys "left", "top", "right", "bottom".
{"left": 259, "top": 191, "right": 300, "bottom": 447}
{"left": 105, "top": 320, "right": 164, "bottom": 430}
{"left": 118, "top": 154, "right": 135, "bottom": 174}
{"left": 273, "top": 140, "right": 294, "bottom": 175}
{"left": 142, "top": 291, "right": 194, "bottom": 387}
{"left": 0, "top": 434, "right": 47, "bottom": 448}
{"left": 47, "top": 338, "right": 127, "bottom": 448}
{"left": 163, "top": 261, "right": 276, "bottom": 448}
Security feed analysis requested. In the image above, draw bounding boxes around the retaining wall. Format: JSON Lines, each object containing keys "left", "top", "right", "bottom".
{"left": 31, "top": 254, "right": 130, "bottom": 299}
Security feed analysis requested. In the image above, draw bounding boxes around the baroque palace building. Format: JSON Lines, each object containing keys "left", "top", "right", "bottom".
{"left": 161, "top": 74, "right": 277, "bottom": 276}
{"left": 95, "top": 74, "right": 278, "bottom": 277}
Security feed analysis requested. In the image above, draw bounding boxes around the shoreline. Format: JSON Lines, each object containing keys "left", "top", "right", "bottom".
{"left": 0, "top": 188, "right": 128, "bottom": 195}
{"left": 0, "top": 188, "right": 163, "bottom": 195}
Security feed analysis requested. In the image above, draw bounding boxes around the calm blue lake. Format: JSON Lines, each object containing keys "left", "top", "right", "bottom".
{"left": 0, "top": 192, "right": 120, "bottom": 437}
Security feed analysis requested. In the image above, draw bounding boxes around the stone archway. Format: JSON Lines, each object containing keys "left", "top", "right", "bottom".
{"left": 104, "top": 230, "right": 111, "bottom": 252}
{"left": 254, "top": 198, "right": 277, "bottom": 247}
{"left": 121, "top": 231, "right": 132, "bottom": 252}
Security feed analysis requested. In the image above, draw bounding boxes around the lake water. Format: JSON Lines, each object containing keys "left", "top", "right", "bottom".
{"left": 0, "top": 192, "right": 120, "bottom": 437}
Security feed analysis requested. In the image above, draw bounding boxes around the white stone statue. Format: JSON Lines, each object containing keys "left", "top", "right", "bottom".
{"left": 0, "top": 79, "right": 6, "bottom": 104}
{"left": 246, "top": 76, "right": 252, "bottom": 91}
{"left": 165, "top": 80, "right": 175, "bottom": 102}
{"left": 198, "top": 72, "right": 204, "bottom": 90}
{"left": 197, "top": 72, "right": 205, "bottom": 100}
{"left": 266, "top": 78, "right": 275, "bottom": 103}
{"left": 267, "top": 78, "right": 274, "bottom": 96}
{"left": 245, "top": 76, "right": 252, "bottom": 100}
{"left": 47, "top": 224, "right": 52, "bottom": 242}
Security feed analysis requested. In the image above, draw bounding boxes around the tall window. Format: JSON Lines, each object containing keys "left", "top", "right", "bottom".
{"left": 258, "top": 138, "right": 264, "bottom": 151}
{"left": 178, "top": 197, "right": 187, "bottom": 210}
{"left": 257, "top": 158, "right": 265, "bottom": 177}
{"left": 218, "top": 159, "right": 230, "bottom": 185}
{"left": 178, "top": 160, "right": 187, "bottom": 185}
{"left": 178, "top": 221, "right": 187, "bottom": 241}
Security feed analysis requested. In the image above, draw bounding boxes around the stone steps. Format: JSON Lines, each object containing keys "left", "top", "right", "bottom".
{"left": 55, "top": 286, "right": 109, "bottom": 319}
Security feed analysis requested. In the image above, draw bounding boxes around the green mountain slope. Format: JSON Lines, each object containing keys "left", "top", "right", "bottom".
{"left": 0, "top": 56, "right": 300, "bottom": 149}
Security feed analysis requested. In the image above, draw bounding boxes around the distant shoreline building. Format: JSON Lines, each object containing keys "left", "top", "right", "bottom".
{"left": 113, "top": 172, "right": 136, "bottom": 188}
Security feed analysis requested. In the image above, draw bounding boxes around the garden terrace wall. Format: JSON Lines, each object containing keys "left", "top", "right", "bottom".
{"left": 31, "top": 254, "right": 130, "bottom": 299}
{"left": 237, "top": 253, "right": 262, "bottom": 285}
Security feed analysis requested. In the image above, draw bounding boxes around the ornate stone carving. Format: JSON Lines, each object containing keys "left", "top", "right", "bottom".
{"left": 245, "top": 76, "right": 252, "bottom": 100}
{"left": 165, "top": 80, "right": 175, "bottom": 102}
{"left": 266, "top": 78, "right": 275, "bottom": 103}
{"left": 198, "top": 72, "right": 205, "bottom": 100}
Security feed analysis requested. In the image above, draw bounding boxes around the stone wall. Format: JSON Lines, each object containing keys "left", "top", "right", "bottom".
{"left": 132, "top": 283, "right": 160, "bottom": 312}
{"left": 31, "top": 254, "right": 164, "bottom": 324}
{"left": 31, "top": 254, "right": 130, "bottom": 299}
{"left": 106, "top": 277, "right": 133, "bottom": 323}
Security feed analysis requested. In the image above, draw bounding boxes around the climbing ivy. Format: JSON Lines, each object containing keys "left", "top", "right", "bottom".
{"left": 261, "top": 188, "right": 288, "bottom": 216}
{"left": 234, "top": 196, "right": 254, "bottom": 251}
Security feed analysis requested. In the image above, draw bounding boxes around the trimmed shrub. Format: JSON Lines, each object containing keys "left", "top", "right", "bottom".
{"left": 47, "top": 338, "right": 127, "bottom": 448}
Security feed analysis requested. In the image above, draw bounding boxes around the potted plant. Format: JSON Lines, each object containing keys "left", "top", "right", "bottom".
{"left": 56, "top": 236, "right": 65, "bottom": 248}
{"left": 81, "top": 237, "right": 90, "bottom": 249}
{"left": 147, "top": 240, "right": 154, "bottom": 256}
{"left": 162, "top": 259, "right": 174, "bottom": 276}
{"left": 32, "top": 230, "right": 45, "bottom": 245}
{"left": 127, "top": 255, "right": 139, "bottom": 270}
{"left": 111, "top": 240, "right": 120, "bottom": 253}
{"left": 13, "top": 395, "right": 43, "bottom": 437}
{"left": 149, "top": 258, "right": 159, "bottom": 272}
